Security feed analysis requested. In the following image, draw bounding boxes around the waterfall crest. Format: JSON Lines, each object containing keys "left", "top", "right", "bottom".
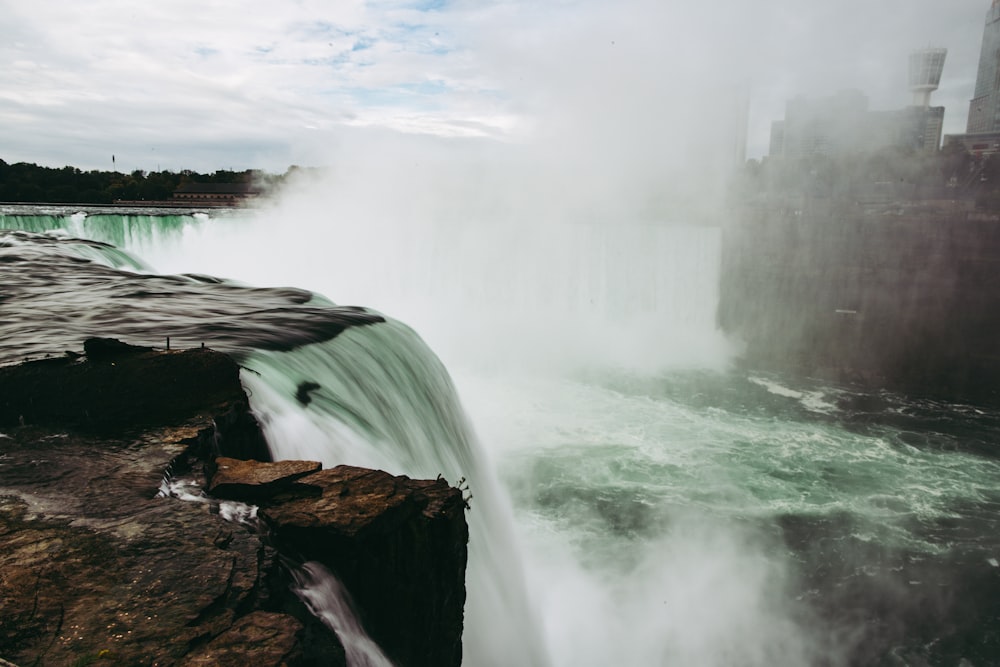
{"left": 241, "top": 320, "right": 550, "bottom": 667}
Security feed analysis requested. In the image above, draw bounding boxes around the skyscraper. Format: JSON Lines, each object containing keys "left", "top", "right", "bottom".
{"left": 967, "top": 0, "right": 1000, "bottom": 132}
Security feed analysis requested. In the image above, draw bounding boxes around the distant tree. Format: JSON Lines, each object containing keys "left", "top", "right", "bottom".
{"left": 0, "top": 159, "right": 278, "bottom": 203}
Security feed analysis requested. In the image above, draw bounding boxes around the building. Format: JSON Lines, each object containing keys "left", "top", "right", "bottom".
{"left": 910, "top": 48, "right": 948, "bottom": 108}
{"left": 944, "top": 130, "right": 1000, "bottom": 156}
{"left": 769, "top": 89, "right": 945, "bottom": 159}
{"left": 945, "top": 2, "right": 1000, "bottom": 155}
{"left": 769, "top": 90, "right": 870, "bottom": 158}
{"left": 967, "top": 1, "right": 1000, "bottom": 133}
{"left": 171, "top": 182, "right": 261, "bottom": 207}
{"left": 768, "top": 48, "right": 947, "bottom": 159}
{"left": 907, "top": 48, "right": 948, "bottom": 154}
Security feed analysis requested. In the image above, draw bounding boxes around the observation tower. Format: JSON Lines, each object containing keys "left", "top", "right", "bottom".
{"left": 909, "top": 47, "right": 947, "bottom": 108}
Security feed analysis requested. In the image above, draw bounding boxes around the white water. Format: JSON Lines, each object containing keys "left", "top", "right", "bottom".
{"left": 241, "top": 323, "right": 550, "bottom": 666}
{"left": 132, "top": 211, "right": 730, "bottom": 375}
{"left": 292, "top": 562, "right": 396, "bottom": 667}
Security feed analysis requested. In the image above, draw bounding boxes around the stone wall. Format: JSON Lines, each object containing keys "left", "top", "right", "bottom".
{"left": 719, "top": 202, "right": 1000, "bottom": 402}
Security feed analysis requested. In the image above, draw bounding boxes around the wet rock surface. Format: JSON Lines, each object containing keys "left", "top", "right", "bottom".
{"left": 0, "top": 339, "right": 245, "bottom": 434}
{"left": 0, "top": 342, "right": 469, "bottom": 667}
{"left": 178, "top": 611, "right": 305, "bottom": 667}
{"left": 0, "top": 345, "right": 317, "bottom": 666}
{"left": 261, "top": 466, "right": 469, "bottom": 667}
{"left": 208, "top": 457, "right": 322, "bottom": 502}
{"left": 719, "top": 208, "right": 1000, "bottom": 404}
{"left": 0, "top": 493, "right": 266, "bottom": 666}
{"left": 0, "top": 229, "right": 384, "bottom": 366}
{"left": 211, "top": 460, "right": 470, "bottom": 667}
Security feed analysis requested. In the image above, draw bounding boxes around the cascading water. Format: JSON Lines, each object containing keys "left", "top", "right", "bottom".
{"left": 0, "top": 204, "right": 205, "bottom": 249}
{"left": 291, "top": 562, "right": 395, "bottom": 667}
{"left": 240, "top": 320, "right": 549, "bottom": 666}
{"left": 5, "top": 203, "right": 1000, "bottom": 666}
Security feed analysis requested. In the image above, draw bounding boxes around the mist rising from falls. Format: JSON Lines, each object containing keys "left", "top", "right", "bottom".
{"left": 149, "top": 185, "right": 801, "bottom": 666}
{"left": 125, "top": 210, "right": 731, "bottom": 376}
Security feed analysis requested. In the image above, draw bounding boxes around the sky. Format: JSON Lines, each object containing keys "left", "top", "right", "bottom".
{"left": 0, "top": 0, "right": 993, "bottom": 174}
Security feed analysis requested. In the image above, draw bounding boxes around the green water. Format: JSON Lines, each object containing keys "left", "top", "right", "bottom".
{"left": 0, "top": 207, "right": 204, "bottom": 249}
{"left": 457, "top": 368, "right": 1000, "bottom": 665}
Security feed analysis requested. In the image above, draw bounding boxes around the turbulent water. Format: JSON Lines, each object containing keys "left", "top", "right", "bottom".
{"left": 3, "top": 204, "right": 1000, "bottom": 666}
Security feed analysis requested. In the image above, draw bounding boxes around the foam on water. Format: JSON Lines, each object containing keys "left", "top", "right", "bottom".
{"left": 748, "top": 375, "right": 840, "bottom": 414}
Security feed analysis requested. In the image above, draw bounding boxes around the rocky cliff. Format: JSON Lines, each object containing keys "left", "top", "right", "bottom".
{"left": 0, "top": 340, "right": 468, "bottom": 667}
{"left": 719, "top": 203, "right": 1000, "bottom": 403}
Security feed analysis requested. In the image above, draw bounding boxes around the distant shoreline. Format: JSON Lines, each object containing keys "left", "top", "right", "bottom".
{"left": 0, "top": 202, "right": 262, "bottom": 217}
{"left": 0, "top": 200, "right": 239, "bottom": 208}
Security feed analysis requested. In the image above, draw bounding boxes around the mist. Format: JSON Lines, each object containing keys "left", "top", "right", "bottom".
{"left": 131, "top": 0, "right": 758, "bottom": 373}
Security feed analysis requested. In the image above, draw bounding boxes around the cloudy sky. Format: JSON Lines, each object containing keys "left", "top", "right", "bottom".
{"left": 0, "top": 0, "right": 992, "bottom": 174}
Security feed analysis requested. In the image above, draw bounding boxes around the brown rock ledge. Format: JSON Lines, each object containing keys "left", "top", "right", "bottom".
{"left": 0, "top": 340, "right": 469, "bottom": 667}
{"left": 0, "top": 342, "right": 319, "bottom": 666}
{"left": 207, "top": 457, "right": 322, "bottom": 502}
{"left": 212, "top": 463, "right": 470, "bottom": 667}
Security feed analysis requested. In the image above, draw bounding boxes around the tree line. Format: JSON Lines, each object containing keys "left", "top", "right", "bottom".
{"left": 0, "top": 159, "right": 282, "bottom": 204}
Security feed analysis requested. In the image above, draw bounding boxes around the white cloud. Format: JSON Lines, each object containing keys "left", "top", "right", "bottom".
{"left": 0, "top": 0, "right": 992, "bottom": 171}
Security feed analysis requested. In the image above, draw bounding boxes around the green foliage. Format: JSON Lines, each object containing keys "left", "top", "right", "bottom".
{"left": 0, "top": 160, "right": 281, "bottom": 204}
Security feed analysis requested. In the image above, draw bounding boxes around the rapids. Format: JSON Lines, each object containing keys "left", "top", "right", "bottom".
{"left": 3, "top": 205, "right": 1000, "bottom": 666}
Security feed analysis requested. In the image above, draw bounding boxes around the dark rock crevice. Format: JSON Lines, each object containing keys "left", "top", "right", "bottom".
{"left": 210, "top": 462, "right": 469, "bottom": 667}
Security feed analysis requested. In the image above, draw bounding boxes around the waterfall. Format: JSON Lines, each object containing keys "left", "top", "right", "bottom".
{"left": 240, "top": 319, "right": 550, "bottom": 666}
{"left": 0, "top": 206, "right": 206, "bottom": 249}
{"left": 1, "top": 211, "right": 559, "bottom": 664}
{"left": 291, "top": 562, "right": 396, "bottom": 667}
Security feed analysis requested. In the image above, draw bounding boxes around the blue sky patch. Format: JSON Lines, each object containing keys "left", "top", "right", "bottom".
{"left": 412, "top": 0, "right": 448, "bottom": 11}
{"left": 347, "top": 79, "right": 451, "bottom": 110}
{"left": 352, "top": 37, "right": 375, "bottom": 52}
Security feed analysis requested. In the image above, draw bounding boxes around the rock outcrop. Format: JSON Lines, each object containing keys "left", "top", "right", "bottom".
{"left": 719, "top": 205, "right": 1000, "bottom": 403}
{"left": 212, "top": 463, "right": 469, "bottom": 667}
{"left": 207, "top": 457, "right": 322, "bottom": 502}
{"left": 0, "top": 340, "right": 469, "bottom": 667}
{"left": 178, "top": 612, "right": 305, "bottom": 667}
{"left": 0, "top": 337, "right": 243, "bottom": 434}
